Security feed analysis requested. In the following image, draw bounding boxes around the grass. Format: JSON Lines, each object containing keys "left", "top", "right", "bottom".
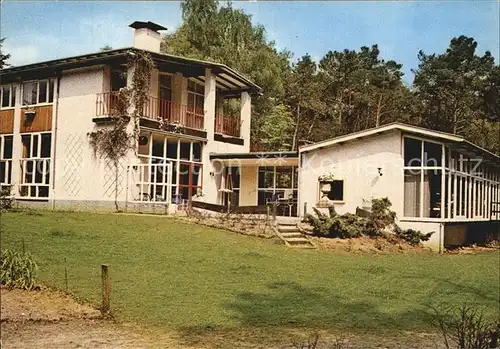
{"left": 1, "top": 211, "right": 499, "bottom": 336}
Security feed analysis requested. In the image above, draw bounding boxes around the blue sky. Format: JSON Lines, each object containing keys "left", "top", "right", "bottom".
{"left": 1, "top": 1, "right": 498, "bottom": 84}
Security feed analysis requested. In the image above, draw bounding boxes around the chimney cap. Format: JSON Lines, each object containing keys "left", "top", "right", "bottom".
{"left": 129, "top": 21, "right": 167, "bottom": 32}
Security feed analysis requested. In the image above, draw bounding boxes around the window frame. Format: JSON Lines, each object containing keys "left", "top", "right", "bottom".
{"left": 0, "top": 84, "right": 17, "bottom": 109}
{"left": 0, "top": 135, "right": 13, "bottom": 187}
{"left": 318, "top": 179, "right": 345, "bottom": 203}
{"left": 22, "top": 79, "right": 55, "bottom": 106}
{"left": 18, "top": 132, "right": 52, "bottom": 200}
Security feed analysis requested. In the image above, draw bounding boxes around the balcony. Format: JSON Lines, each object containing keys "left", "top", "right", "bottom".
{"left": 95, "top": 92, "right": 204, "bottom": 131}
{"left": 215, "top": 113, "right": 241, "bottom": 138}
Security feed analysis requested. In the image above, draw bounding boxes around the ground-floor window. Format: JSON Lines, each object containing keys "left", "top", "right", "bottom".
{"left": 257, "top": 166, "right": 298, "bottom": 216}
{"left": 137, "top": 132, "right": 203, "bottom": 203}
{"left": 0, "top": 134, "right": 13, "bottom": 190}
{"left": 19, "top": 132, "right": 52, "bottom": 198}
{"left": 221, "top": 166, "right": 240, "bottom": 206}
{"left": 403, "top": 136, "right": 500, "bottom": 220}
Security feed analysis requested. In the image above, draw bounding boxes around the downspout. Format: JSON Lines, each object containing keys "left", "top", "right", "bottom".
{"left": 51, "top": 71, "right": 62, "bottom": 210}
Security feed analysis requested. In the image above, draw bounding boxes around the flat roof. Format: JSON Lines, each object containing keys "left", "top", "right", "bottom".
{"left": 0, "top": 48, "right": 261, "bottom": 95}
{"left": 299, "top": 122, "right": 500, "bottom": 167}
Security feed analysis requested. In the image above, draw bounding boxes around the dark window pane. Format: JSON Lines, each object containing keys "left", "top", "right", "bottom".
{"left": 180, "top": 142, "right": 190, "bottom": 160}
{"left": 230, "top": 167, "right": 240, "bottom": 189}
{"left": 424, "top": 142, "right": 442, "bottom": 166}
{"left": 32, "top": 135, "right": 39, "bottom": 158}
{"left": 258, "top": 167, "right": 274, "bottom": 188}
{"left": 327, "top": 180, "right": 344, "bottom": 201}
{"left": 192, "top": 142, "right": 202, "bottom": 162}
{"left": 2, "top": 86, "right": 10, "bottom": 107}
{"left": 192, "top": 164, "right": 202, "bottom": 187}
{"left": 276, "top": 166, "right": 293, "bottom": 188}
{"left": 111, "top": 70, "right": 127, "bottom": 91}
{"left": 48, "top": 79, "right": 54, "bottom": 103}
{"left": 0, "top": 162, "right": 5, "bottom": 183}
{"left": 423, "top": 170, "right": 442, "bottom": 218}
{"left": 404, "top": 138, "right": 422, "bottom": 167}
{"left": 22, "top": 135, "right": 31, "bottom": 158}
{"left": 179, "top": 163, "right": 190, "bottom": 185}
{"left": 166, "top": 139, "right": 178, "bottom": 159}
{"left": 11, "top": 86, "right": 16, "bottom": 106}
{"left": 152, "top": 138, "right": 164, "bottom": 157}
{"left": 3, "top": 136, "right": 13, "bottom": 159}
{"left": 41, "top": 134, "right": 51, "bottom": 158}
{"left": 39, "top": 80, "right": 48, "bottom": 103}
{"left": 39, "top": 186, "right": 49, "bottom": 198}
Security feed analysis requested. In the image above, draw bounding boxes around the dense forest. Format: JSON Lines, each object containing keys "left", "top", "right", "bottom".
{"left": 1, "top": 0, "right": 498, "bottom": 154}
{"left": 162, "top": 0, "right": 499, "bottom": 154}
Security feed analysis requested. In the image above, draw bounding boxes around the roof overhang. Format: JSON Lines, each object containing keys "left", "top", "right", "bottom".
{"left": 299, "top": 122, "right": 500, "bottom": 168}
{"left": 0, "top": 48, "right": 262, "bottom": 96}
{"left": 210, "top": 152, "right": 299, "bottom": 166}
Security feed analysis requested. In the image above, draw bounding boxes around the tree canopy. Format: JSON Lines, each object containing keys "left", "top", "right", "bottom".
{"left": 164, "top": 1, "right": 500, "bottom": 153}
{"left": 0, "top": 38, "right": 11, "bottom": 69}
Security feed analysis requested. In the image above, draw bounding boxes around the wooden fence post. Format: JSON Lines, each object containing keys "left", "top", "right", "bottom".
{"left": 304, "top": 202, "right": 307, "bottom": 217}
{"left": 64, "top": 257, "right": 68, "bottom": 293}
{"left": 272, "top": 203, "right": 277, "bottom": 221}
{"left": 101, "top": 264, "right": 110, "bottom": 314}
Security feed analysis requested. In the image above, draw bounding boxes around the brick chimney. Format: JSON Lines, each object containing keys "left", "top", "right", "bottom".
{"left": 129, "top": 21, "right": 167, "bottom": 53}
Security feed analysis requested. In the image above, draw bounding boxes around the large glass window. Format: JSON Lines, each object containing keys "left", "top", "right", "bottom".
{"left": 137, "top": 133, "right": 203, "bottom": 203}
{"left": 405, "top": 135, "right": 500, "bottom": 220}
{"left": 258, "top": 166, "right": 298, "bottom": 216}
{"left": 1, "top": 85, "right": 16, "bottom": 108}
{"left": 0, "top": 135, "right": 13, "bottom": 188}
{"left": 22, "top": 80, "right": 54, "bottom": 105}
{"left": 19, "top": 132, "right": 51, "bottom": 199}
{"left": 187, "top": 80, "right": 204, "bottom": 112}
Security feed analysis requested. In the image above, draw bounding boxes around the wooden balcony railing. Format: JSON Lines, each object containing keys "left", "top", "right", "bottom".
{"left": 215, "top": 113, "right": 241, "bottom": 138}
{"left": 95, "top": 92, "right": 205, "bottom": 131}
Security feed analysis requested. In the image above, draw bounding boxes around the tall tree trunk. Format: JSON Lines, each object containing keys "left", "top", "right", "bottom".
{"left": 292, "top": 104, "right": 300, "bottom": 151}
{"left": 376, "top": 93, "right": 384, "bottom": 127}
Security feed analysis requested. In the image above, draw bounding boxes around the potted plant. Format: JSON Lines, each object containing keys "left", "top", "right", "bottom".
{"left": 318, "top": 173, "right": 335, "bottom": 195}
{"left": 24, "top": 107, "right": 36, "bottom": 122}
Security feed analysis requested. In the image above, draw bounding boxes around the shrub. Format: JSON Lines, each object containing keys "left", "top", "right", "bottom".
{"left": 0, "top": 249, "right": 38, "bottom": 290}
{"left": 431, "top": 303, "right": 499, "bottom": 349}
{"left": 0, "top": 186, "right": 13, "bottom": 211}
{"left": 395, "top": 227, "right": 434, "bottom": 245}
{"left": 365, "top": 197, "right": 397, "bottom": 236}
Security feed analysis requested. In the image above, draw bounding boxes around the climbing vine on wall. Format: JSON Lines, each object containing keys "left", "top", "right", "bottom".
{"left": 88, "top": 50, "right": 155, "bottom": 210}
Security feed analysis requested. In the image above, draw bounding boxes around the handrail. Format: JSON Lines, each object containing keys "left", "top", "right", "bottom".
{"left": 95, "top": 92, "right": 205, "bottom": 130}
{"left": 215, "top": 113, "right": 241, "bottom": 138}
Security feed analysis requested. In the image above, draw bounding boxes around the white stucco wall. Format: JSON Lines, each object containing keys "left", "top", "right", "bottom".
{"left": 53, "top": 66, "right": 135, "bottom": 206}
{"left": 298, "top": 130, "right": 404, "bottom": 217}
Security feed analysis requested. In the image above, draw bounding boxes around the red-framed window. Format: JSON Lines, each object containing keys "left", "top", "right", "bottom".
{"left": 178, "top": 161, "right": 203, "bottom": 201}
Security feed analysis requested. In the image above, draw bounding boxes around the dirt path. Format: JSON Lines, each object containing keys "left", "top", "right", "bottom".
{"left": 1, "top": 287, "right": 445, "bottom": 348}
{"left": 0, "top": 287, "right": 187, "bottom": 349}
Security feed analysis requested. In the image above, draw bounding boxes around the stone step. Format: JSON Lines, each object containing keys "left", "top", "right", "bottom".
{"left": 279, "top": 232, "right": 304, "bottom": 238}
{"left": 277, "top": 225, "right": 300, "bottom": 232}
{"left": 285, "top": 237, "right": 311, "bottom": 244}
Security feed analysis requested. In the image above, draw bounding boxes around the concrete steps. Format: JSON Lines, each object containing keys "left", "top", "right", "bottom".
{"left": 274, "top": 222, "right": 316, "bottom": 249}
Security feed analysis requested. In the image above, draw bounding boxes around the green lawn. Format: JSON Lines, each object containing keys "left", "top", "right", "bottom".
{"left": 1, "top": 211, "right": 499, "bottom": 335}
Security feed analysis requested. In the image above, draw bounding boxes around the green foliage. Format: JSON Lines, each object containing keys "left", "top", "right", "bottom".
{"left": 413, "top": 35, "right": 500, "bottom": 154}
{"left": 99, "top": 45, "right": 113, "bottom": 52}
{"left": 260, "top": 104, "right": 294, "bottom": 151}
{"left": 305, "top": 208, "right": 365, "bottom": 239}
{"left": 0, "top": 249, "right": 38, "bottom": 290}
{"left": 0, "top": 37, "right": 10, "bottom": 69}
{"left": 395, "top": 227, "right": 434, "bottom": 246}
{"left": 306, "top": 197, "right": 432, "bottom": 245}
{"left": 87, "top": 51, "right": 154, "bottom": 210}
{"left": 0, "top": 186, "right": 13, "bottom": 211}
{"left": 163, "top": 0, "right": 292, "bottom": 151}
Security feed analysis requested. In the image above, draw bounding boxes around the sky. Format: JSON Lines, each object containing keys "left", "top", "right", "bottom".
{"left": 1, "top": 1, "right": 499, "bottom": 85}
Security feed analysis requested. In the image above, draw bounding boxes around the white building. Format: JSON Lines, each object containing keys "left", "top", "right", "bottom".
{"left": 0, "top": 21, "right": 259, "bottom": 211}
{"left": 1, "top": 21, "right": 498, "bottom": 251}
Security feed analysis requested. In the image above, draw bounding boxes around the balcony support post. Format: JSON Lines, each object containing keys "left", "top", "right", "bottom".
{"left": 240, "top": 91, "right": 251, "bottom": 148}
{"left": 204, "top": 68, "right": 216, "bottom": 141}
